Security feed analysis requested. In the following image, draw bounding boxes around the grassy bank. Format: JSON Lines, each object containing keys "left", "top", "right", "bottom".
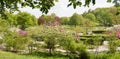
{"left": 0, "top": 50, "right": 68, "bottom": 59}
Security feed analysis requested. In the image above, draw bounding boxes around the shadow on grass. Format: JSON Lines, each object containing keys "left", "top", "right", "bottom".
{"left": 23, "top": 52, "right": 68, "bottom": 58}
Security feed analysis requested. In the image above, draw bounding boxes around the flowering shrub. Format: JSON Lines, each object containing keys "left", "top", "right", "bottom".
{"left": 3, "top": 30, "right": 30, "bottom": 52}
{"left": 40, "top": 26, "right": 63, "bottom": 55}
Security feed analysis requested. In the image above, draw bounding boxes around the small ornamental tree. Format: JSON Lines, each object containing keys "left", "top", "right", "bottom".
{"left": 39, "top": 25, "right": 63, "bottom": 55}
{"left": 58, "top": 29, "right": 89, "bottom": 59}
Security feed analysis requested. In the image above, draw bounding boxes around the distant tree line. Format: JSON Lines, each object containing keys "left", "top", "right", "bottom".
{"left": 0, "top": 6, "right": 120, "bottom": 30}
{"left": 38, "top": 7, "right": 120, "bottom": 27}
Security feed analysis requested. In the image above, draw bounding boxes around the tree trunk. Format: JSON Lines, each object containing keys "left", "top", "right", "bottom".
{"left": 49, "top": 48, "right": 52, "bottom": 55}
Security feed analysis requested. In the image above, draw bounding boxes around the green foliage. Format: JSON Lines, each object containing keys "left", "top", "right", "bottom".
{"left": 76, "top": 42, "right": 90, "bottom": 59}
{"left": 26, "top": 26, "right": 43, "bottom": 41}
{"left": 0, "top": 0, "right": 120, "bottom": 16}
{"left": 84, "top": 36, "right": 103, "bottom": 45}
{"left": 68, "top": 0, "right": 82, "bottom": 8}
{"left": 62, "top": 37, "right": 77, "bottom": 53}
{"left": 2, "top": 11, "right": 17, "bottom": 25}
{"left": 0, "top": 18, "right": 9, "bottom": 45}
{"left": 0, "top": 0, "right": 21, "bottom": 16}
{"left": 59, "top": 33, "right": 90, "bottom": 59}
{"left": 0, "top": 18, "right": 9, "bottom": 32}
{"left": 0, "top": 11, "right": 37, "bottom": 30}
{"left": 58, "top": 7, "right": 120, "bottom": 26}
{"left": 94, "top": 9, "right": 113, "bottom": 26}
{"left": 115, "top": 14, "right": 120, "bottom": 24}
{"left": 84, "top": 13, "right": 96, "bottom": 22}
{"left": 0, "top": 0, "right": 55, "bottom": 15}
{"left": 0, "top": 38, "right": 4, "bottom": 44}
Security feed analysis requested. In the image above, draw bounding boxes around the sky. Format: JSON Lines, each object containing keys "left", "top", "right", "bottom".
{"left": 19, "top": 0, "right": 114, "bottom": 18}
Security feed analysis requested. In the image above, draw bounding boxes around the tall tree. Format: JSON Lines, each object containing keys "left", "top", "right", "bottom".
{"left": 60, "top": 17, "right": 70, "bottom": 25}
{"left": 84, "top": 13, "right": 96, "bottom": 22}
{"left": 16, "top": 12, "right": 37, "bottom": 29}
{"left": 95, "top": 9, "right": 113, "bottom": 26}
{"left": 69, "top": 13, "right": 83, "bottom": 26}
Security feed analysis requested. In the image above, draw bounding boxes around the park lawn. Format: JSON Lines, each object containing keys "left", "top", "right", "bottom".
{"left": 0, "top": 50, "right": 68, "bottom": 59}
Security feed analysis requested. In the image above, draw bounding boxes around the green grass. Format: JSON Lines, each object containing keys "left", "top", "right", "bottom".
{"left": 90, "top": 53, "right": 109, "bottom": 59}
{"left": 90, "top": 52, "right": 120, "bottom": 59}
{"left": 107, "top": 52, "right": 120, "bottom": 59}
{"left": 0, "top": 50, "right": 68, "bottom": 59}
{"left": 1, "top": 49, "right": 120, "bottom": 59}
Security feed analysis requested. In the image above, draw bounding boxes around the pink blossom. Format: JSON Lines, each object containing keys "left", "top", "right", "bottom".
{"left": 116, "top": 31, "right": 120, "bottom": 38}
{"left": 17, "top": 29, "right": 27, "bottom": 36}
